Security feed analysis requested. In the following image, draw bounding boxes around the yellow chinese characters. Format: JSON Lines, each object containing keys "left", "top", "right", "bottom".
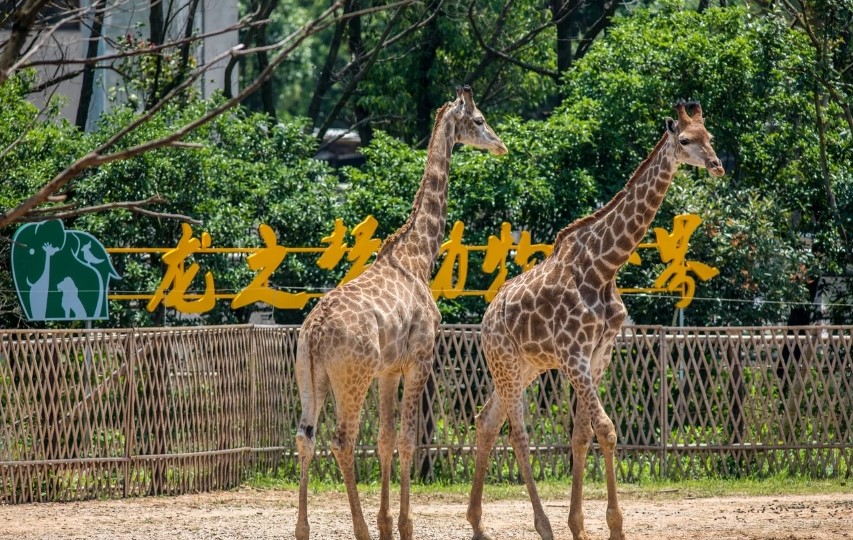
{"left": 652, "top": 214, "right": 719, "bottom": 308}
{"left": 147, "top": 223, "right": 216, "bottom": 313}
{"left": 232, "top": 224, "right": 310, "bottom": 310}
{"left": 120, "top": 213, "right": 717, "bottom": 315}
{"left": 317, "top": 216, "right": 382, "bottom": 284}
{"left": 432, "top": 221, "right": 469, "bottom": 299}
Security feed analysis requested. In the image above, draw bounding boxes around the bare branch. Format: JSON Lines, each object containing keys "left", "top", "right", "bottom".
{"left": 332, "top": 0, "right": 443, "bottom": 85}
{"left": 0, "top": 0, "right": 58, "bottom": 84}
{"left": 465, "top": 0, "right": 559, "bottom": 83}
{"left": 574, "top": 0, "right": 617, "bottom": 61}
{"left": 316, "top": 4, "right": 409, "bottom": 139}
{"left": 129, "top": 205, "right": 202, "bottom": 224}
{"left": 26, "top": 202, "right": 78, "bottom": 215}
{"left": 30, "top": 67, "right": 85, "bottom": 93}
{"left": 7, "top": 7, "right": 91, "bottom": 74}
{"left": 166, "top": 141, "right": 205, "bottom": 149}
{"left": 19, "top": 19, "right": 267, "bottom": 70}
{"left": 21, "top": 195, "right": 203, "bottom": 225}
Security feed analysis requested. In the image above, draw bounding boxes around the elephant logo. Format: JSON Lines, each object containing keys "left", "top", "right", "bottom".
{"left": 11, "top": 220, "right": 121, "bottom": 321}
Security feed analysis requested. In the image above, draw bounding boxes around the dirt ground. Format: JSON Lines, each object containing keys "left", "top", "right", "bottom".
{"left": 1, "top": 488, "right": 851, "bottom": 540}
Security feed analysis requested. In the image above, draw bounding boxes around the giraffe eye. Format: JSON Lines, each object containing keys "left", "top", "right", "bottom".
{"left": 473, "top": 118, "right": 484, "bottom": 126}
{"left": 679, "top": 138, "right": 690, "bottom": 146}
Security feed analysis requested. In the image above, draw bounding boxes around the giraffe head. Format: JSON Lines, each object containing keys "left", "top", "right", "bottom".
{"left": 448, "top": 85, "right": 507, "bottom": 156}
{"left": 665, "top": 100, "right": 725, "bottom": 177}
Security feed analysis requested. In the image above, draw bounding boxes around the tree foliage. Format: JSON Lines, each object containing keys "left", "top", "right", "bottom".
{"left": 343, "top": 4, "right": 851, "bottom": 325}
{"left": 1, "top": 2, "right": 851, "bottom": 327}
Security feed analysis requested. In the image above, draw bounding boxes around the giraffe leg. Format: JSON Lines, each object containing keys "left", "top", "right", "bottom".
{"left": 567, "top": 400, "right": 593, "bottom": 540}
{"left": 396, "top": 358, "right": 432, "bottom": 540}
{"left": 572, "top": 370, "right": 626, "bottom": 540}
{"left": 594, "top": 403, "right": 625, "bottom": 540}
{"left": 330, "top": 378, "right": 373, "bottom": 540}
{"left": 295, "top": 355, "right": 329, "bottom": 540}
{"left": 500, "top": 382, "right": 554, "bottom": 540}
{"left": 467, "top": 391, "right": 505, "bottom": 540}
{"left": 377, "top": 373, "right": 401, "bottom": 540}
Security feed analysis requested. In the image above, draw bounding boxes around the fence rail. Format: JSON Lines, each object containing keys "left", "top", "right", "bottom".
{"left": 1, "top": 324, "right": 851, "bottom": 503}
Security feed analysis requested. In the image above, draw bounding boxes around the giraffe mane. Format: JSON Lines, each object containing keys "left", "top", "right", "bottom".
{"left": 375, "top": 101, "right": 453, "bottom": 259}
{"left": 551, "top": 131, "right": 669, "bottom": 256}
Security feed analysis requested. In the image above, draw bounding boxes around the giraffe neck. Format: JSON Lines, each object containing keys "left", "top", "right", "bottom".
{"left": 556, "top": 133, "right": 679, "bottom": 285}
{"left": 375, "top": 108, "right": 454, "bottom": 282}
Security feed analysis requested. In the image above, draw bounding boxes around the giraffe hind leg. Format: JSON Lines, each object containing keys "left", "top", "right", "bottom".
{"left": 330, "top": 373, "right": 373, "bottom": 540}
{"left": 396, "top": 357, "right": 433, "bottom": 540}
{"left": 295, "top": 367, "right": 329, "bottom": 540}
{"left": 467, "top": 391, "right": 505, "bottom": 540}
{"left": 496, "top": 374, "right": 554, "bottom": 540}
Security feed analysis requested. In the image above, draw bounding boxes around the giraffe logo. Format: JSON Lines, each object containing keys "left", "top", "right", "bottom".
{"left": 11, "top": 220, "right": 120, "bottom": 321}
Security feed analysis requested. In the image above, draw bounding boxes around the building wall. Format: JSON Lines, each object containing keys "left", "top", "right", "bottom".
{"left": 2, "top": 0, "right": 238, "bottom": 129}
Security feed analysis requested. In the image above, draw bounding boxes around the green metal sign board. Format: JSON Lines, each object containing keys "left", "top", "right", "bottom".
{"left": 11, "top": 220, "right": 120, "bottom": 321}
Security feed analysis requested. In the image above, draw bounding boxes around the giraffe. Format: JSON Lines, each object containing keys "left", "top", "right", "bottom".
{"left": 466, "top": 101, "right": 724, "bottom": 540}
{"left": 295, "top": 86, "right": 507, "bottom": 540}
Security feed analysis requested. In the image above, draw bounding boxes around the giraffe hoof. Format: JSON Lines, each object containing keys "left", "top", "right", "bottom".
{"left": 472, "top": 532, "right": 495, "bottom": 540}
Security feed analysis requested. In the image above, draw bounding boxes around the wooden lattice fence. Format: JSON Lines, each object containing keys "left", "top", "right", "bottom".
{"left": 1, "top": 324, "right": 850, "bottom": 503}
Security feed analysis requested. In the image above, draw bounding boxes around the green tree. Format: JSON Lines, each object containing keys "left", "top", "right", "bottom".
{"left": 341, "top": 4, "right": 849, "bottom": 326}
{"left": 554, "top": 4, "right": 837, "bottom": 325}
{"left": 73, "top": 98, "right": 340, "bottom": 327}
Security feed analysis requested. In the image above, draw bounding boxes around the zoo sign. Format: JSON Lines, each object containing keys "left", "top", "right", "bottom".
{"left": 107, "top": 213, "right": 718, "bottom": 313}
{"left": 11, "top": 220, "right": 120, "bottom": 321}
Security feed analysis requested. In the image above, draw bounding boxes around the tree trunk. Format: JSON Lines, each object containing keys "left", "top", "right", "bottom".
{"left": 414, "top": 17, "right": 439, "bottom": 144}
{"left": 307, "top": 0, "right": 352, "bottom": 127}
{"left": 256, "top": 26, "right": 277, "bottom": 119}
{"left": 347, "top": 0, "right": 373, "bottom": 144}
{"left": 813, "top": 84, "right": 851, "bottom": 263}
{"left": 75, "top": 0, "right": 106, "bottom": 130}
{"left": 550, "top": 0, "right": 576, "bottom": 76}
{"left": 146, "top": 0, "right": 167, "bottom": 108}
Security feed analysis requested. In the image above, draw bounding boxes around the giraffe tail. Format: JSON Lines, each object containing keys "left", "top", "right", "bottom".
{"left": 296, "top": 316, "right": 324, "bottom": 445}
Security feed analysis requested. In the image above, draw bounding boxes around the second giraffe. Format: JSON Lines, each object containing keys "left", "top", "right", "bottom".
{"left": 467, "top": 100, "right": 724, "bottom": 540}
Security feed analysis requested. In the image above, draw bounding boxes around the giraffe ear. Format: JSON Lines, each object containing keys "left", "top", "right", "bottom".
{"left": 665, "top": 117, "right": 677, "bottom": 134}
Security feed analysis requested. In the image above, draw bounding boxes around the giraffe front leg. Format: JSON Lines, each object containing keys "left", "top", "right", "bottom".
{"left": 377, "top": 374, "right": 401, "bottom": 540}
{"left": 567, "top": 400, "right": 593, "bottom": 540}
{"left": 467, "top": 392, "right": 505, "bottom": 540}
{"left": 594, "top": 406, "right": 626, "bottom": 540}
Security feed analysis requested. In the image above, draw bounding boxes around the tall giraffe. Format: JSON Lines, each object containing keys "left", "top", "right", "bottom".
{"left": 295, "top": 86, "right": 506, "bottom": 540}
{"left": 467, "top": 101, "right": 724, "bottom": 540}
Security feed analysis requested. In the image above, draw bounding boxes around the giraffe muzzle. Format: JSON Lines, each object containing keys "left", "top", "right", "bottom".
{"left": 706, "top": 159, "right": 725, "bottom": 177}
{"left": 491, "top": 141, "right": 508, "bottom": 156}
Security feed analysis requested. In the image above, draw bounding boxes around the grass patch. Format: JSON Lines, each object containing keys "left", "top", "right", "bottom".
{"left": 244, "top": 474, "right": 850, "bottom": 503}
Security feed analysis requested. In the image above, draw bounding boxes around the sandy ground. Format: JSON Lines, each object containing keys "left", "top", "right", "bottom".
{"left": 1, "top": 487, "right": 851, "bottom": 540}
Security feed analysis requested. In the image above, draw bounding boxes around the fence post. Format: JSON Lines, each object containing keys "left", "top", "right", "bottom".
{"left": 246, "top": 326, "right": 257, "bottom": 480}
{"left": 123, "top": 330, "right": 138, "bottom": 498}
{"left": 658, "top": 326, "right": 668, "bottom": 479}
